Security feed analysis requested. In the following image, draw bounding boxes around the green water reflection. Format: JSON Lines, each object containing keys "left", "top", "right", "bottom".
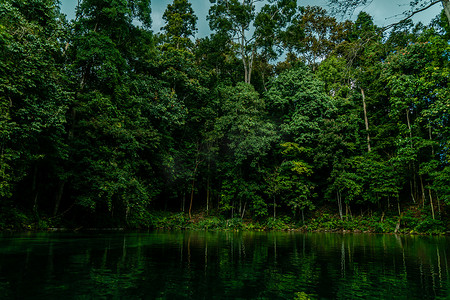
{"left": 0, "top": 231, "right": 449, "bottom": 299}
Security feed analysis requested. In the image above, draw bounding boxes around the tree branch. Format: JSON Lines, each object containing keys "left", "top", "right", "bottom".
{"left": 382, "top": 0, "right": 442, "bottom": 31}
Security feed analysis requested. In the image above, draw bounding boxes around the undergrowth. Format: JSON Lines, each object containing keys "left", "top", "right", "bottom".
{"left": 1, "top": 206, "right": 447, "bottom": 235}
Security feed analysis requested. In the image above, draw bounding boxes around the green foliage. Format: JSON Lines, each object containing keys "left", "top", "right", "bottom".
{"left": 197, "top": 216, "right": 226, "bottom": 230}
{"left": 372, "top": 218, "right": 397, "bottom": 233}
{"left": 162, "top": 0, "right": 197, "bottom": 40}
{"left": 224, "top": 217, "right": 244, "bottom": 230}
{"left": 401, "top": 209, "right": 420, "bottom": 230}
{"left": 286, "top": 6, "right": 345, "bottom": 67}
{"left": 294, "top": 292, "right": 313, "bottom": 300}
{"left": 208, "top": 0, "right": 297, "bottom": 83}
{"left": 264, "top": 216, "right": 291, "bottom": 230}
{"left": 414, "top": 218, "right": 446, "bottom": 235}
{"left": 0, "top": 206, "right": 31, "bottom": 230}
{"left": 151, "top": 212, "right": 189, "bottom": 229}
{"left": 213, "top": 82, "right": 277, "bottom": 218}
{"left": 307, "top": 213, "right": 343, "bottom": 231}
{"left": 215, "top": 83, "right": 277, "bottom": 165}
{"left": 0, "top": 0, "right": 449, "bottom": 232}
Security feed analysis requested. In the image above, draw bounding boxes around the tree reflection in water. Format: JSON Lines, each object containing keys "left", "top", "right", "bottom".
{"left": 0, "top": 231, "right": 448, "bottom": 299}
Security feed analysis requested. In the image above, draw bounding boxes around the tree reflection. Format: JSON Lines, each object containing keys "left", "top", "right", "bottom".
{"left": 0, "top": 232, "right": 448, "bottom": 299}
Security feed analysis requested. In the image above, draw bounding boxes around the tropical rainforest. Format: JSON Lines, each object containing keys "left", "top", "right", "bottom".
{"left": 0, "top": 0, "right": 449, "bottom": 233}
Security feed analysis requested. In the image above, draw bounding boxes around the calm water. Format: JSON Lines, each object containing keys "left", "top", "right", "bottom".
{"left": 0, "top": 231, "right": 449, "bottom": 299}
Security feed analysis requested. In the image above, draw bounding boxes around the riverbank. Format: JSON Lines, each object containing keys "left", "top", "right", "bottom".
{"left": 144, "top": 209, "right": 449, "bottom": 235}
{"left": 1, "top": 206, "right": 448, "bottom": 235}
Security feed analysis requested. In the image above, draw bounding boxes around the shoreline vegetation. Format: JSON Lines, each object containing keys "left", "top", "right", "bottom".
{"left": 2, "top": 207, "right": 448, "bottom": 235}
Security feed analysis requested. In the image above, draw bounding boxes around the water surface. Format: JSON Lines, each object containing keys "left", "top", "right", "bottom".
{"left": 0, "top": 231, "right": 449, "bottom": 299}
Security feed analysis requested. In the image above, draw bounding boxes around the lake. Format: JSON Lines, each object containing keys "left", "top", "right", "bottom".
{"left": 0, "top": 231, "right": 449, "bottom": 299}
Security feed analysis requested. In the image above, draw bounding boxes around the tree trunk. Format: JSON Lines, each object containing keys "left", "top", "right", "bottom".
{"left": 273, "top": 196, "right": 276, "bottom": 219}
{"left": 395, "top": 221, "right": 400, "bottom": 233}
{"left": 361, "top": 88, "right": 371, "bottom": 152}
{"left": 410, "top": 180, "right": 416, "bottom": 204}
{"left": 188, "top": 149, "right": 201, "bottom": 219}
{"left": 239, "top": 198, "right": 242, "bottom": 216}
{"left": 241, "top": 201, "right": 246, "bottom": 219}
{"left": 32, "top": 164, "right": 38, "bottom": 212}
{"left": 420, "top": 175, "right": 426, "bottom": 205}
{"left": 437, "top": 194, "right": 441, "bottom": 214}
{"left": 406, "top": 108, "right": 413, "bottom": 141}
{"left": 125, "top": 205, "right": 130, "bottom": 222}
{"left": 337, "top": 191, "right": 343, "bottom": 220}
{"left": 182, "top": 193, "right": 186, "bottom": 212}
{"left": 413, "top": 173, "right": 418, "bottom": 204}
{"left": 241, "top": 24, "right": 250, "bottom": 84}
{"left": 429, "top": 122, "right": 434, "bottom": 156}
{"left": 405, "top": 107, "right": 419, "bottom": 205}
{"left": 429, "top": 189, "right": 435, "bottom": 220}
{"left": 242, "top": 54, "right": 254, "bottom": 84}
{"left": 248, "top": 48, "right": 254, "bottom": 84}
{"left": 206, "top": 178, "right": 210, "bottom": 214}
{"left": 189, "top": 178, "right": 195, "bottom": 219}
{"left": 442, "top": 0, "right": 450, "bottom": 26}
{"left": 206, "top": 158, "right": 210, "bottom": 214}
{"left": 231, "top": 199, "right": 234, "bottom": 219}
{"left": 243, "top": 58, "right": 249, "bottom": 84}
{"left": 53, "top": 181, "right": 65, "bottom": 217}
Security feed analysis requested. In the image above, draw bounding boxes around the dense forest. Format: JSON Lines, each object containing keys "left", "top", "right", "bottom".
{"left": 1, "top": 0, "right": 449, "bottom": 232}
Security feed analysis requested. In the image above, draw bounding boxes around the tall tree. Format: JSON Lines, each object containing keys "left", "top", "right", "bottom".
{"left": 161, "top": 0, "right": 197, "bottom": 48}
{"left": 65, "top": 0, "right": 165, "bottom": 224}
{"left": 283, "top": 6, "right": 349, "bottom": 70}
{"left": 265, "top": 64, "right": 334, "bottom": 215}
{"left": 213, "top": 83, "right": 277, "bottom": 218}
{"left": 0, "top": 0, "right": 70, "bottom": 217}
{"left": 207, "top": 0, "right": 297, "bottom": 84}
{"left": 382, "top": 28, "right": 449, "bottom": 213}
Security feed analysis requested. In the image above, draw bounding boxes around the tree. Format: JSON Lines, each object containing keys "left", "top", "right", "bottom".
{"left": 161, "top": 0, "right": 197, "bottom": 49}
{"left": 65, "top": 0, "right": 166, "bottom": 224}
{"left": 158, "top": 0, "right": 219, "bottom": 217}
{"left": 207, "top": 0, "right": 297, "bottom": 84}
{"left": 213, "top": 83, "right": 278, "bottom": 218}
{"left": 283, "top": 6, "right": 349, "bottom": 70}
{"left": 381, "top": 27, "right": 449, "bottom": 214}
{"left": 194, "top": 33, "right": 242, "bottom": 86}
{"left": 0, "top": 0, "right": 70, "bottom": 218}
{"left": 265, "top": 64, "right": 334, "bottom": 216}
{"left": 268, "top": 143, "right": 315, "bottom": 220}
{"left": 265, "top": 64, "right": 333, "bottom": 152}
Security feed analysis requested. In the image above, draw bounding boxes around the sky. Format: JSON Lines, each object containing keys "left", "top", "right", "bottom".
{"left": 60, "top": 0, "right": 443, "bottom": 37}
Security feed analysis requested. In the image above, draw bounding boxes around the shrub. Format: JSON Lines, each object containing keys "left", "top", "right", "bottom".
{"left": 0, "top": 207, "right": 31, "bottom": 230}
{"left": 414, "top": 218, "right": 446, "bottom": 234}
{"left": 225, "top": 218, "right": 244, "bottom": 230}
{"left": 197, "top": 217, "right": 225, "bottom": 230}
{"left": 151, "top": 212, "right": 189, "bottom": 229}
{"left": 264, "top": 217, "right": 289, "bottom": 230}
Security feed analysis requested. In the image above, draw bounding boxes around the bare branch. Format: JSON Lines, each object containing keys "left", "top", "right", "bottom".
{"left": 382, "top": 0, "right": 441, "bottom": 31}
